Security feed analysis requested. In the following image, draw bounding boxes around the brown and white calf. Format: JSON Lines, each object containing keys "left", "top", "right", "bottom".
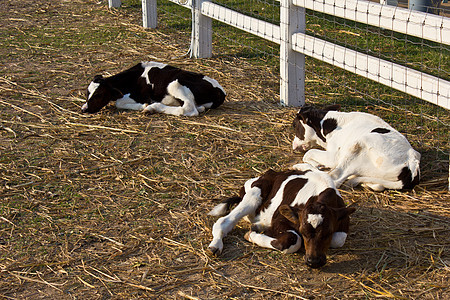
{"left": 82, "top": 61, "right": 226, "bottom": 116}
{"left": 208, "top": 164, "right": 355, "bottom": 269}
{"left": 292, "top": 105, "right": 421, "bottom": 191}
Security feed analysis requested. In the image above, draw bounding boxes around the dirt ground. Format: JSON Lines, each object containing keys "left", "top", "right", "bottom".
{"left": 0, "top": 0, "right": 449, "bottom": 299}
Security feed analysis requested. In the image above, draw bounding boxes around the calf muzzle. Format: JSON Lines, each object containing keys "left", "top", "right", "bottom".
{"left": 305, "top": 254, "right": 327, "bottom": 269}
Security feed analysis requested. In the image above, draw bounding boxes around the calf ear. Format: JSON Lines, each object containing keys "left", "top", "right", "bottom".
{"left": 279, "top": 205, "right": 300, "bottom": 225}
{"left": 296, "top": 110, "right": 308, "bottom": 123}
{"left": 299, "top": 104, "right": 313, "bottom": 112}
{"left": 335, "top": 206, "right": 356, "bottom": 221}
{"left": 323, "top": 104, "right": 340, "bottom": 111}
{"left": 93, "top": 75, "right": 104, "bottom": 83}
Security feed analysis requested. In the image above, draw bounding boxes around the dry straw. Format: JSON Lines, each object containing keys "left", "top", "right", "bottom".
{"left": 0, "top": 0, "right": 449, "bottom": 299}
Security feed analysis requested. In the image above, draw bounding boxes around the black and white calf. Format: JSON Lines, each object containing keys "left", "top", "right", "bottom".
{"left": 292, "top": 105, "right": 421, "bottom": 191}
{"left": 208, "top": 164, "right": 355, "bottom": 269}
{"left": 82, "top": 61, "right": 226, "bottom": 116}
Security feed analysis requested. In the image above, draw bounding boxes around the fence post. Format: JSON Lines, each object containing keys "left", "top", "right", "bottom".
{"left": 142, "top": 0, "right": 157, "bottom": 28}
{"left": 190, "top": 0, "right": 212, "bottom": 58}
{"left": 280, "top": 0, "right": 305, "bottom": 107}
{"left": 108, "top": 0, "right": 121, "bottom": 8}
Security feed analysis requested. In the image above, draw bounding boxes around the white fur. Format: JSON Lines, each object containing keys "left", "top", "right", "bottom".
{"left": 82, "top": 81, "right": 100, "bottom": 110}
{"left": 330, "top": 232, "right": 347, "bottom": 248}
{"left": 87, "top": 81, "right": 100, "bottom": 100}
{"left": 253, "top": 175, "right": 301, "bottom": 229}
{"left": 161, "top": 95, "right": 180, "bottom": 106}
{"left": 115, "top": 94, "right": 147, "bottom": 110}
{"left": 307, "top": 214, "right": 323, "bottom": 229}
{"left": 292, "top": 136, "right": 304, "bottom": 151}
{"left": 208, "top": 203, "right": 228, "bottom": 217}
{"left": 294, "top": 111, "right": 420, "bottom": 191}
{"left": 245, "top": 231, "right": 277, "bottom": 250}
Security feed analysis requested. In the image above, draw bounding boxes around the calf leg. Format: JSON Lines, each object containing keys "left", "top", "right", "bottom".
{"left": 197, "top": 102, "right": 213, "bottom": 113}
{"left": 303, "top": 149, "right": 336, "bottom": 169}
{"left": 144, "top": 102, "right": 190, "bottom": 116}
{"left": 208, "top": 186, "right": 262, "bottom": 255}
{"left": 116, "top": 94, "right": 147, "bottom": 111}
{"left": 144, "top": 80, "right": 199, "bottom": 116}
{"left": 345, "top": 176, "right": 404, "bottom": 191}
{"left": 245, "top": 230, "right": 302, "bottom": 254}
{"left": 330, "top": 212, "right": 351, "bottom": 248}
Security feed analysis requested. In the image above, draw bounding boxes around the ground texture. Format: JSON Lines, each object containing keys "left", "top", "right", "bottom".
{"left": 0, "top": 0, "right": 449, "bottom": 299}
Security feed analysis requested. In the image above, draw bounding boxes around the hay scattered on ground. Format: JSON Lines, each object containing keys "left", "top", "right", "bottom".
{"left": 0, "top": 0, "right": 449, "bottom": 299}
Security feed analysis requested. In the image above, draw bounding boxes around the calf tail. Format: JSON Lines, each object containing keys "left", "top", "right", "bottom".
{"left": 208, "top": 196, "right": 242, "bottom": 217}
{"left": 401, "top": 149, "right": 421, "bottom": 189}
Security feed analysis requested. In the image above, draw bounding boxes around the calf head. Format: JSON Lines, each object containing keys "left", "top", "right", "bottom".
{"left": 292, "top": 104, "right": 340, "bottom": 151}
{"left": 279, "top": 196, "right": 355, "bottom": 268}
{"left": 82, "top": 75, "right": 123, "bottom": 113}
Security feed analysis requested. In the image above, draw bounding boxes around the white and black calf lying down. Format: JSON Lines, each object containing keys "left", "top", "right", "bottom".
{"left": 292, "top": 105, "right": 421, "bottom": 191}
{"left": 82, "top": 61, "right": 226, "bottom": 116}
{"left": 208, "top": 164, "right": 355, "bottom": 269}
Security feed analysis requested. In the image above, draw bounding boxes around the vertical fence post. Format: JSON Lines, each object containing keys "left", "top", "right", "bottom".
{"left": 190, "top": 0, "right": 212, "bottom": 58}
{"left": 108, "top": 0, "right": 121, "bottom": 8}
{"left": 142, "top": 0, "right": 157, "bottom": 28}
{"left": 280, "top": 0, "right": 305, "bottom": 107}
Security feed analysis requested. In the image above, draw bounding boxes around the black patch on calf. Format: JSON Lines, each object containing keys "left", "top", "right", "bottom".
{"left": 398, "top": 167, "right": 420, "bottom": 189}
{"left": 297, "top": 106, "right": 330, "bottom": 142}
{"left": 270, "top": 231, "right": 299, "bottom": 251}
{"left": 293, "top": 116, "right": 305, "bottom": 140}
{"left": 252, "top": 170, "right": 309, "bottom": 215}
{"left": 371, "top": 128, "right": 390, "bottom": 134}
{"left": 322, "top": 118, "right": 337, "bottom": 136}
{"left": 316, "top": 188, "right": 346, "bottom": 208}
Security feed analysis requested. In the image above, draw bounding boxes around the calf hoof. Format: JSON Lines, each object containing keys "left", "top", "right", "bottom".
{"left": 143, "top": 107, "right": 156, "bottom": 114}
{"left": 207, "top": 240, "right": 223, "bottom": 256}
{"left": 206, "top": 246, "right": 222, "bottom": 257}
{"left": 362, "top": 183, "right": 385, "bottom": 192}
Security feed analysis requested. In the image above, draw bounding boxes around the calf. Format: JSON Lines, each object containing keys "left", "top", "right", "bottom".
{"left": 82, "top": 61, "right": 226, "bottom": 116}
{"left": 208, "top": 164, "right": 355, "bottom": 269}
{"left": 292, "top": 105, "right": 421, "bottom": 191}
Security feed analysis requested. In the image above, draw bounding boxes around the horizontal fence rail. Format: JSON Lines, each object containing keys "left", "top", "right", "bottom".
{"left": 292, "top": 32, "right": 450, "bottom": 109}
{"left": 295, "top": 0, "right": 450, "bottom": 45}
{"left": 201, "top": 1, "right": 281, "bottom": 44}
